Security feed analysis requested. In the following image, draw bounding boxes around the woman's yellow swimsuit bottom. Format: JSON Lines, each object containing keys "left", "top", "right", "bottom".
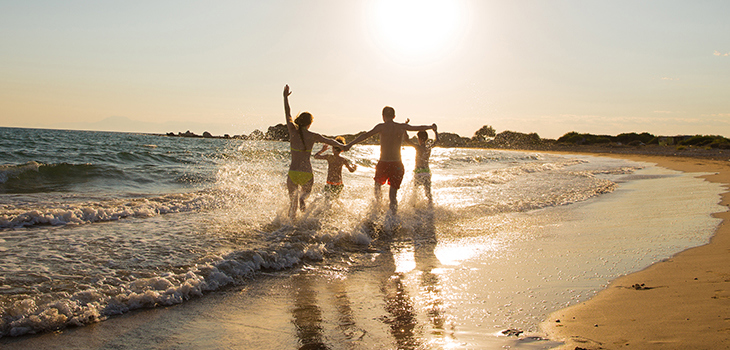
{"left": 288, "top": 170, "right": 313, "bottom": 185}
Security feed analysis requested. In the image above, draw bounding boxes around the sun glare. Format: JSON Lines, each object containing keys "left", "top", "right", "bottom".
{"left": 367, "top": 0, "right": 467, "bottom": 65}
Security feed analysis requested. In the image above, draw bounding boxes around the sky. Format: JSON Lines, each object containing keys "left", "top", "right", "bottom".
{"left": 1, "top": 0, "right": 729, "bottom": 139}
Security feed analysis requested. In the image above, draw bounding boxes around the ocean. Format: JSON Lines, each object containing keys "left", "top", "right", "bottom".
{"left": 0, "top": 127, "right": 724, "bottom": 348}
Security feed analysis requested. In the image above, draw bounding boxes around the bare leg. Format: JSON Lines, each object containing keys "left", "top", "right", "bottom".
{"left": 299, "top": 179, "right": 313, "bottom": 212}
{"left": 374, "top": 182, "right": 382, "bottom": 206}
{"left": 389, "top": 186, "right": 398, "bottom": 213}
{"left": 424, "top": 176, "right": 433, "bottom": 206}
{"left": 287, "top": 177, "right": 298, "bottom": 219}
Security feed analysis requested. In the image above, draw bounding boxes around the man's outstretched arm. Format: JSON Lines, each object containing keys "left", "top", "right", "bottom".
{"left": 404, "top": 123, "right": 436, "bottom": 132}
{"left": 344, "top": 125, "right": 381, "bottom": 150}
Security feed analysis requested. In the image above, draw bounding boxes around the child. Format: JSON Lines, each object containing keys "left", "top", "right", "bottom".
{"left": 314, "top": 136, "right": 357, "bottom": 199}
{"left": 404, "top": 124, "right": 439, "bottom": 204}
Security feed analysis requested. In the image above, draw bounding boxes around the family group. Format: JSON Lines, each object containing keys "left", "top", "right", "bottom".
{"left": 283, "top": 85, "right": 439, "bottom": 219}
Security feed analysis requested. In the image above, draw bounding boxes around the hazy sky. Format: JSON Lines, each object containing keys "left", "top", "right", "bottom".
{"left": 1, "top": 0, "right": 729, "bottom": 139}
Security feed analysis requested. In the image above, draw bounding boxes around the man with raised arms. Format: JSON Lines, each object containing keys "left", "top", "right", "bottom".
{"left": 345, "top": 106, "right": 436, "bottom": 213}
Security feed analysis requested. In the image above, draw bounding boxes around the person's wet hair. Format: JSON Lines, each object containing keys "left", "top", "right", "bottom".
{"left": 295, "top": 112, "right": 313, "bottom": 128}
{"left": 294, "top": 112, "right": 313, "bottom": 144}
{"left": 334, "top": 136, "right": 346, "bottom": 152}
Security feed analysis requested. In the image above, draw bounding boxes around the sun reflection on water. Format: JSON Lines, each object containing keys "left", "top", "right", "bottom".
{"left": 393, "top": 246, "right": 416, "bottom": 273}
{"left": 434, "top": 238, "right": 501, "bottom": 266}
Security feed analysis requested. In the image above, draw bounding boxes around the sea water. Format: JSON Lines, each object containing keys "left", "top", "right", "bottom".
{"left": 0, "top": 127, "right": 724, "bottom": 347}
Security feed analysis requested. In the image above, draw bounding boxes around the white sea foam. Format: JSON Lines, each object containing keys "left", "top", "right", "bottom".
{"left": 0, "top": 192, "right": 218, "bottom": 229}
{"left": 0, "top": 223, "right": 372, "bottom": 337}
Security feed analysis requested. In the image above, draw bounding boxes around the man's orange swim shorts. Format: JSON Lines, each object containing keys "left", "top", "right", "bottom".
{"left": 374, "top": 160, "right": 404, "bottom": 189}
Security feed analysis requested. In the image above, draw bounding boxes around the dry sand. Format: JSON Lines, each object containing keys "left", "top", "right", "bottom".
{"left": 541, "top": 153, "right": 730, "bottom": 349}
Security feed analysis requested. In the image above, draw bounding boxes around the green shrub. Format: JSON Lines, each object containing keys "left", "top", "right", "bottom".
{"left": 557, "top": 132, "right": 584, "bottom": 144}
{"left": 616, "top": 132, "right": 655, "bottom": 144}
{"left": 680, "top": 135, "right": 716, "bottom": 147}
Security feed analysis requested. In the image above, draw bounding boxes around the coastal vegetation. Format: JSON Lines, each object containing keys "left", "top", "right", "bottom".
{"left": 556, "top": 132, "right": 730, "bottom": 149}
{"left": 163, "top": 124, "right": 730, "bottom": 154}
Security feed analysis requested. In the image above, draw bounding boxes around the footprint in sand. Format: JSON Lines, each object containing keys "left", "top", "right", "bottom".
{"left": 712, "top": 289, "right": 730, "bottom": 299}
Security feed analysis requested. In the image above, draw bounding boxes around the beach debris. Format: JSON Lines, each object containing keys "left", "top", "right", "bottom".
{"left": 501, "top": 328, "right": 524, "bottom": 337}
{"left": 631, "top": 283, "right": 653, "bottom": 290}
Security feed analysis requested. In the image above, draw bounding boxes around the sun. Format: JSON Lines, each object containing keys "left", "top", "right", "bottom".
{"left": 366, "top": 0, "right": 467, "bottom": 65}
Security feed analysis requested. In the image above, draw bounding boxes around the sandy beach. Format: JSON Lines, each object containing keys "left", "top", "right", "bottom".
{"left": 541, "top": 153, "right": 730, "bottom": 349}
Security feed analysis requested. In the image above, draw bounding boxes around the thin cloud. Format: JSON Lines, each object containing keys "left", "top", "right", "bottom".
{"left": 667, "top": 116, "right": 730, "bottom": 126}
{"left": 714, "top": 50, "right": 729, "bottom": 56}
{"left": 660, "top": 77, "right": 678, "bottom": 81}
{"left": 701, "top": 113, "right": 730, "bottom": 118}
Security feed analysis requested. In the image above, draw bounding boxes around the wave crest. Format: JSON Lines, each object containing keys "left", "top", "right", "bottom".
{"left": 0, "top": 193, "right": 216, "bottom": 229}
{"left": 0, "top": 225, "right": 371, "bottom": 338}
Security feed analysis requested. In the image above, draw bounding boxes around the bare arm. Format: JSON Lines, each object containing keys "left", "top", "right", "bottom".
{"left": 344, "top": 124, "right": 382, "bottom": 150}
{"left": 404, "top": 123, "right": 435, "bottom": 132}
{"left": 432, "top": 124, "right": 439, "bottom": 146}
{"left": 283, "top": 85, "right": 293, "bottom": 125}
{"left": 313, "top": 144, "right": 329, "bottom": 159}
{"left": 312, "top": 133, "right": 347, "bottom": 149}
{"left": 345, "top": 159, "right": 357, "bottom": 172}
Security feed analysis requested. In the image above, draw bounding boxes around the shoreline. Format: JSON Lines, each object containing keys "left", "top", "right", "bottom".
{"left": 539, "top": 152, "right": 730, "bottom": 349}
{"left": 2, "top": 146, "right": 728, "bottom": 349}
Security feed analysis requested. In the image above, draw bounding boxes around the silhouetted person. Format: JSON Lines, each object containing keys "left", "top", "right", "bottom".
{"left": 313, "top": 136, "right": 357, "bottom": 199}
{"left": 345, "top": 106, "right": 436, "bottom": 213}
{"left": 283, "top": 85, "right": 345, "bottom": 220}
{"left": 404, "top": 125, "right": 439, "bottom": 205}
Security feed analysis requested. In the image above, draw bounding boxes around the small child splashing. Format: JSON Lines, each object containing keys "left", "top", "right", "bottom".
{"left": 314, "top": 136, "right": 357, "bottom": 199}
{"left": 404, "top": 122, "right": 439, "bottom": 205}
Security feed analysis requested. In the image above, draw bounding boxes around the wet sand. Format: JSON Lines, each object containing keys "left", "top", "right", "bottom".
{"left": 541, "top": 153, "right": 730, "bottom": 349}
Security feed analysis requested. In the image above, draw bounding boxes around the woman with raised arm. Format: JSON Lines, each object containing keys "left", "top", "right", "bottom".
{"left": 283, "top": 84, "right": 346, "bottom": 220}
